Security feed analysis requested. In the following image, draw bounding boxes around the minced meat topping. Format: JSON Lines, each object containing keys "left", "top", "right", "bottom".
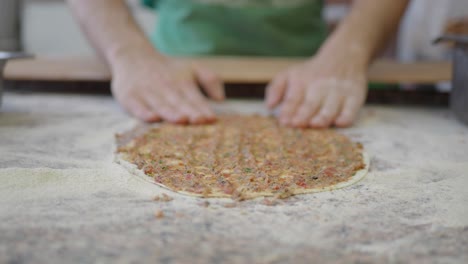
{"left": 117, "top": 115, "right": 365, "bottom": 199}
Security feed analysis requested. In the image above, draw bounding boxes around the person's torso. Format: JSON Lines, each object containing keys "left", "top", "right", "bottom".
{"left": 143, "top": 0, "right": 327, "bottom": 57}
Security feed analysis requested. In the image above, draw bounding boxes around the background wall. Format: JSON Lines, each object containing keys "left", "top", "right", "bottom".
{"left": 0, "top": 0, "right": 20, "bottom": 51}
{"left": 21, "top": 0, "right": 156, "bottom": 56}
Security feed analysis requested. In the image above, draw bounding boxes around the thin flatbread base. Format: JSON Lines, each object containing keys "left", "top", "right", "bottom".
{"left": 115, "top": 152, "right": 369, "bottom": 198}
{"left": 115, "top": 115, "right": 370, "bottom": 200}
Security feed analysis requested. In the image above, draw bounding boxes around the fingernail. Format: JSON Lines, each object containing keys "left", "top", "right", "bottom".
{"left": 174, "top": 115, "right": 189, "bottom": 124}
{"left": 293, "top": 120, "right": 305, "bottom": 128}
{"left": 310, "top": 118, "right": 321, "bottom": 127}
{"left": 190, "top": 116, "right": 203, "bottom": 124}
{"left": 292, "top": 116, "right": 303, "bottom": 124}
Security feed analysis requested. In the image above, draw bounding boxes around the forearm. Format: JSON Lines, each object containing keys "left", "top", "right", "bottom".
{"left": 67, "top": 0, "right": 163, "bottom": 70}
{"left": 318, "top": 0, "right": 409, "bottom": 66}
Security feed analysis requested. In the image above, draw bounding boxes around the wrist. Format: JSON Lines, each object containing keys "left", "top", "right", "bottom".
{"left": 107, "top": 42, "right": 166, "bottom": 72}
{"left": 316, "top": 41, "right": 371, "bottom": 69}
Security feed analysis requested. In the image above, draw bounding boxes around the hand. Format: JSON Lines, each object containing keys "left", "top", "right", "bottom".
{"left": 265, "top": 53, "right": 368, "bottom": 128}
{"left": 111, "top": 52, "right": 224, "bottom": 124}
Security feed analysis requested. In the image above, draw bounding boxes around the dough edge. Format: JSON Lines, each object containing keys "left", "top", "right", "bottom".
{"left": 114, "top": 151, "right": 370, "bottom": 199}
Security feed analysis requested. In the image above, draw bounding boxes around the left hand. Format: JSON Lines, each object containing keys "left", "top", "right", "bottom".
{"left": 265, "top": 53, "right": 368, "bottom": 128}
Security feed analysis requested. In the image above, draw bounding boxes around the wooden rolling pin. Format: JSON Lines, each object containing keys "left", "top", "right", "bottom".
{"left": 4, "top": 56, "right": 452, "bottom": 84}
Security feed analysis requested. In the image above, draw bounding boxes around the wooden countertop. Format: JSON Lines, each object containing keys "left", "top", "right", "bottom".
{"left": 4, "top": 56, "right": 452, "bottom": 84}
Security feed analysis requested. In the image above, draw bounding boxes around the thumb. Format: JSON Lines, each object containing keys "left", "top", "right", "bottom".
{"left": 265, "top": 73, "right": 287, "bottom": 109}
{"left": 194, "top": 66, "right": 225, "bottom": 101}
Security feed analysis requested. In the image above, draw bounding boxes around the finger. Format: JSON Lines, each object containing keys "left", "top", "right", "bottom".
{"left": 144, "top": 92, "right": 189, "bottom": 124}
{"left": 164, "top": 87, "right": 210, "bottom": 124}
{"left": 194, "top": 66, "right": 225, "bottom": 101}
{"left": 265, "top": 73, "right": 287, "bottom": 109}
{"left": 279, "top": 80, "right": 304, "bottom": 126}
{"left": 290, "top": 87, "right": 324, "bottom": 128}
{"left": 310, "top": 91, "right": 342, "bottom": 128}
{"left": 334, "top": 97, "right": 364, "bottom": 127}
{"left": 181, "top": 84, "right": 216, "bottom": 124}
{"left": 125, "top": 97, "right": 161, "bottom": 122}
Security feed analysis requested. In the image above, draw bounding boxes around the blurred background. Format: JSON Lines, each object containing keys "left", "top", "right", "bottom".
{"left": 1, "top": 0, "right": 467, "bottom": 61}
{"left": 1, "top": 0, "right": 468, "bottom": 100}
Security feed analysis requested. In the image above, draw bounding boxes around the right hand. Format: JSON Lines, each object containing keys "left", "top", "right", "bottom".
{"left": 111, "top": 52, "right": 225, "bottom": 124}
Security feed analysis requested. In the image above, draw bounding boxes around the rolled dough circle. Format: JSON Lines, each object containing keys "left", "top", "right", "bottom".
{"left": 115, "top": 115, "right": 370, "bottom": 199}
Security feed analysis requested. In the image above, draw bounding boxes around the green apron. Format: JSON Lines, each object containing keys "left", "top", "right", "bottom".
{"left": 142, "top": 0, "right": 327, "bottom": 57}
